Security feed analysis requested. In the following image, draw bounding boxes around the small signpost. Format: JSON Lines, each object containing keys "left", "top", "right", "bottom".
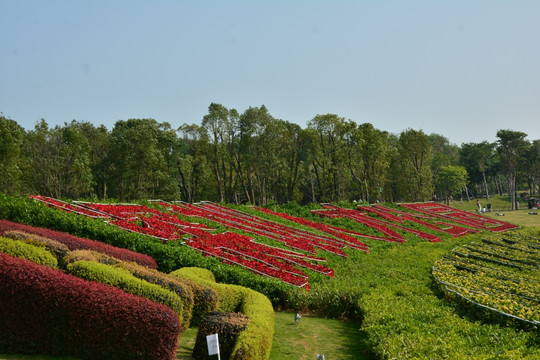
{"left": 206, "top": 333, "right": 221, "bottom": 360}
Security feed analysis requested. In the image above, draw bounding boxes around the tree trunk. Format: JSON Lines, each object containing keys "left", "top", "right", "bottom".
{"left": 482, "top": 171, "right": 490, "bottom": 200}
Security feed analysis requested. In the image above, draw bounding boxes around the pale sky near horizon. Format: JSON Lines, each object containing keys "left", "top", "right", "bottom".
{"left": 1, "top": 1, "right": 539, "bottom": 145}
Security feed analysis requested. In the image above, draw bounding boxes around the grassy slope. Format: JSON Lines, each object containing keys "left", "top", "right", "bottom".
{"left": 2, "top": 196, "right": 539, "bottom": 359}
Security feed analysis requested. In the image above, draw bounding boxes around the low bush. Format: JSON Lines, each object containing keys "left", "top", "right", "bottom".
{"left": 65, "top": 250, "right": 218, "bottom": 327}
{"left": 0, "top": 252, "right": 181, "bottom": 360}
{"left": 0, "top": 217, "right": 157, "bottom": 268}
{"left": 3, "top": 230, "right": 70, "bottom": 267}
{"left": 66, "top": 260, "right": 184, "bottom": 320}
{"left": 0, "top": 236, "right": 58, "bottom": 268}
{"left": 193, "top": 312, "right": 250, "bottom": 360}
{"left": 171, "top": 267, "right": 275, "bottom": 360}
{"left": 64, "top": 249, "right": 122, "bottom": 266}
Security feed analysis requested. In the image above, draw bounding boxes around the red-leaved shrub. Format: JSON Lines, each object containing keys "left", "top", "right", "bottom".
{"left": 0, "top": 219, "right": 157, "bottom": 268}
{"left": 0, "top": 252, "right": 181, "bottom": 360}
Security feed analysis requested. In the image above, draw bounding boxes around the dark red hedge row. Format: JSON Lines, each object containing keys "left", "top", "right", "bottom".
{"left": 0, "top": 253, "right": 181, "bottom": 360}
{"left": 0, "top": 219, "right": 157, "bottom": 268}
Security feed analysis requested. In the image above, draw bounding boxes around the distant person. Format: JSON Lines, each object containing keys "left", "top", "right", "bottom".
{"left": 482, "top": 207, "right": 486, "bottom": 213}
{"left": 476, "top": 200, "right": 481, "bottom": 212}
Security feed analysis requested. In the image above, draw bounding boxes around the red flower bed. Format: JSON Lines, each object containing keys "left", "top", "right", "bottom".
{"left": 0, "top": 253, "right": 181, "bottom": 360}
{"left": 399, "top": 202, "right": 519, "bottom": 232}
{"left": 169, "top": 202, "right": 358, "bottom": 256}
{"left": 0, "top": 219, "right": 157, "bottom": 268}
{"left": 255, "top": 207, "right": 370, "bottom": 251}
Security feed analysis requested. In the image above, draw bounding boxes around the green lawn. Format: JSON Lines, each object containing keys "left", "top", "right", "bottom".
{"left": 2, "top": 196, "right": 539, "bottom": 359}
{"left": 449, "top": 194, "right": 540, "bottom": 227}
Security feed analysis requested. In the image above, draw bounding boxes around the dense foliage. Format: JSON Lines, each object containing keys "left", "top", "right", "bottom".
{"left": 3, "top": 109, "right": 539, "bottom": 205}
{"left": 172, "top": 267, "right": 275, "bottom": 360}
{"left": 433, "top": 230, "right": 539, "bottom": 327}
{"left": 0, "top": 253, "right": 181, "bottom": 360}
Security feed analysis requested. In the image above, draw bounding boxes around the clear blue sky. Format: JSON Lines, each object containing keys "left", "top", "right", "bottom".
{"left": 1, "top": 0, "right": 539, "bottom": 145}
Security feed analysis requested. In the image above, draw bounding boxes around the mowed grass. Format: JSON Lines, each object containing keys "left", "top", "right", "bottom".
{"left": 269, "top": 312, "right": 370, "bottom": 360}
{"left": 449, "top": 194, "right": 540, "bottom": 227}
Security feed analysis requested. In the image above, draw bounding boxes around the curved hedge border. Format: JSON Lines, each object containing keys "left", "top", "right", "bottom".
{"left": 433, "top": 229, "right": 540, "bottom": 328}
{"left": 65, "top": 249, "right": 219, "bottom": 327}
{"left": 0, "top": 253, "right": 181, "bottom": 360}
{"left": 66, "top": 260, "right": 185, "bottom": 321}
{"left": 0, "top": 217, "right": 157, "bottom": 269}
{"left": 171, "top": 267, "right": 275, "bottom": 360}
{"left": 0, "top": 236, "right": 58, "bottom": 268}
{"left": 0, "top": 194, "right": 291, "bottom": 308}
{"left": 3, "top": 230, "right": 69, "bottom": 267}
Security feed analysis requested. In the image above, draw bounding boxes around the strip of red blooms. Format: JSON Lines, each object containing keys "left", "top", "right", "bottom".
{"left": 0, "top": 219, "right": 158, "bottom": 268}
{"left": 255, "top": 207, "right": 370, "bottom": 252}
{"left": 28, "top": 196, "right": 339, "bottom": 289}
{"left": 371, "top": 204, "right": 479, "bottom": 236}
{"left": 399, "top": 202, "right": 519, "bottom": 232}
{"left": 168, "top": 201, "right": 359, "bottom": 256}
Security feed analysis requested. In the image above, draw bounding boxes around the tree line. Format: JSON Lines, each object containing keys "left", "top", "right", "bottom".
{"left": 1, "top": 104, "right": 539, "bottom": 208}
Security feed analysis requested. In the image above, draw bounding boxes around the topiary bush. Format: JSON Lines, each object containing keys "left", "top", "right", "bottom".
{"left": 0, "top": 252, "right": 181, "bottom": 360}
{"left": 171, "top": 267, "right": 275, "bottom": 360}
{"left": 193, "top": 312, "right": 250, "bottom": 360}
{"left": 0, "top": 236, "right": 58, "bottom": 268}
{"left": 66, "top": 260, "right": 184, "bottom": 320}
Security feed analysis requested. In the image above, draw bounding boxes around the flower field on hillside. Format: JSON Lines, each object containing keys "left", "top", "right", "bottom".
{"left": 30, "top": 195, "right": 520, "bottom": 290}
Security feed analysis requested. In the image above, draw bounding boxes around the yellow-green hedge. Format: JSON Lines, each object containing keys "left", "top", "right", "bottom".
{"left": 0, "top": 236, "right": 58, "bottom": 268}
{"left": 171, "top": 267, "right": 274, "bottom": 360}
{"left": 66, "top": 260, "right": 184, "bottom": 322}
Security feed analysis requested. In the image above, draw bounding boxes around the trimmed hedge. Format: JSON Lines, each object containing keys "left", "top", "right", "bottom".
{"left": 171, "top": 267, "right": 275, "bottom": 360}
{"left": 0, "top": 236, "right": 58, "bottom": 268}
{"left": 0, "top": 195, "right": 291, "bottom": 308}
{"left": 3, "top": 230, "right": 70, "bottom": 267}
{"left": 64, "top": 249, "right": 122, "bottom": 266}
{"left": 0, "top": 217, "right": 158, "bottom": 269}
{"left": 65, "top": 250, "right": 219, "bottom": 327}
{"left": 66, "top": 260, "right": 184, "bottom": 321}
{"left": 0, "top": 252, "right": 181, "bottom": 360}
{"left": 193, "top": 312, "right": 250, "bottom": 360}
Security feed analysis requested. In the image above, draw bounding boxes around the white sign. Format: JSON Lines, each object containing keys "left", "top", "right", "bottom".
{"left": 207, "top": 333, "right": 220, "bottom": 356}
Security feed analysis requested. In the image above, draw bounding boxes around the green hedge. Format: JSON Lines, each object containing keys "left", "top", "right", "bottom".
{"left": 3, "top": 230, "right": 70, "bottom": 267}
{"left": 64, "top": 249, "right": 219, "bottom": 327}
{"left": 66, "top": 260, "right": 184, "bottom": 322}
{"left": 0, "top": 194, "right": 290, "bottom": 307}
{"left": 171, "top": 267, "right": 275, "bottom": 360}
{"left": 0, "top": 236, "right": 58, "bottom": 268}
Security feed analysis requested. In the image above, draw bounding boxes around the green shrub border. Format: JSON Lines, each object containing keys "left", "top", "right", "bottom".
{"left": 66, "top": 260, "right": 184, "bottom": 321}
{"left": 0, "top": 236, "right": 58, "bottom": 268}
{"left": 171, "top": 267, "right": 274, "bottom": 360}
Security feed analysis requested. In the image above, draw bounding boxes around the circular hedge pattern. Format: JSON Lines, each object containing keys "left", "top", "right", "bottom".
{"left": 433, "top": 229, "right": 540, "bottom": 326}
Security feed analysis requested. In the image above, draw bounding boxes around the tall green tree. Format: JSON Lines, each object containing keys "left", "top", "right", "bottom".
{"left": 525, "top": 140, "right": 540, "bottom": 196}
{"left": 435, "top": 165, "right": 468, "bottom": 204}
{"left": 0, "top": 115, "right": 26, "bottom": 195}
{"left": 24, "top": 120, "right": 93, "bottom": 199}
{"left": 429, "top": 133, "right": 459, "bottom": 174}
{"left": 109, "top": 119, "right": 173, "bottom": 200}
{"left": 396, "top": 129, "right": 433, "bottom": 202}
{"left": 177, "top": 123, "right": 212, "bottom": 203}
{"left": 307, "top": 114, "right": 352, "bottom": 202}
{"left": 347, "top": 123, "right": 392, "bottom": 203}
{"left": 459, "top": 141, "right": 496, "bottom": 200}
{"left": 202, "top": 103, "right": 234, "bottom": 203}
{"left": 496, "top": 129, "right": 528, "bottom": 210}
